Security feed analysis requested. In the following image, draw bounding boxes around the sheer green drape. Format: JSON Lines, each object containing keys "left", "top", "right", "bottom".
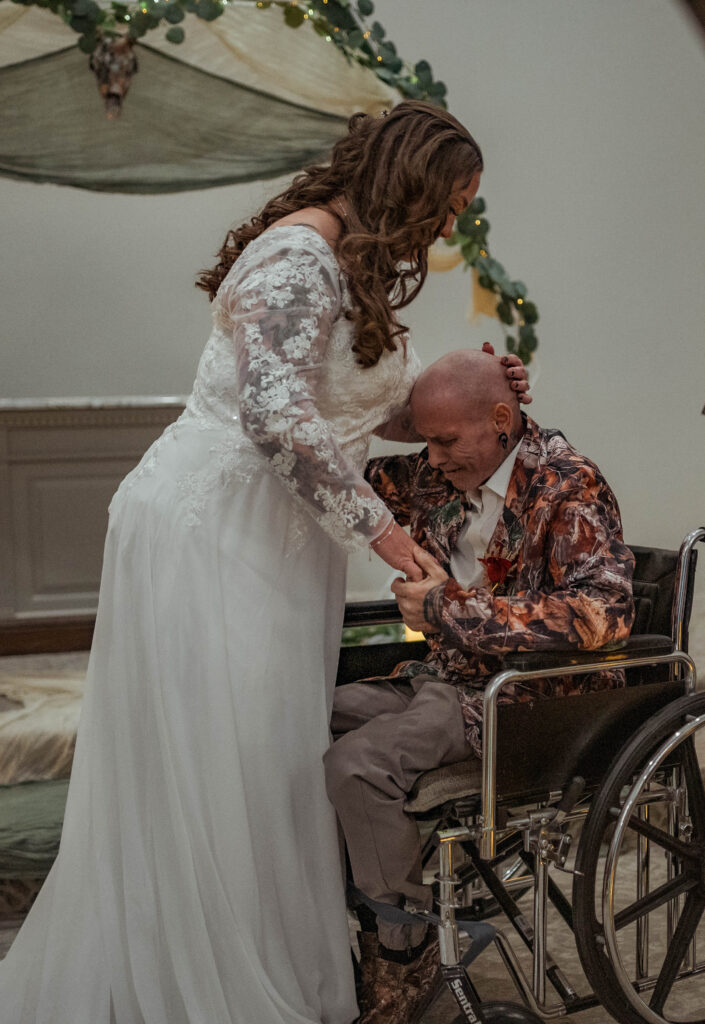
{"left": 0, "top": 44, "right": 347, "bottom": 193}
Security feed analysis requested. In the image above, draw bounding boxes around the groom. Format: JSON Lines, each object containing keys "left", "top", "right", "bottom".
{"left": 324, "top": 349, "right": 635, "bottom": 1024}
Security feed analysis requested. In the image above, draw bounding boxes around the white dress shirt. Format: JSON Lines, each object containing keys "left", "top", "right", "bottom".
{"left": 449, "top": 442, "right": 521, "bottom": 589}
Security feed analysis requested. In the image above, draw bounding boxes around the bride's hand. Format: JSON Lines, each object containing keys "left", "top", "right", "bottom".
{"left": 482, "top": 341, "right": 532, "bottom": 404}
{"left": 370, "top": 521, "right": 429, "bottom": 582}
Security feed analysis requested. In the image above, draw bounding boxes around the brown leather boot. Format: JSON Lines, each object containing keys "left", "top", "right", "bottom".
{"left": 357, "top": 934, "right": 442, "bottom": 1024}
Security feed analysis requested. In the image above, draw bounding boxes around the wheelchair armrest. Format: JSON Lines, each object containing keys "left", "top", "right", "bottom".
{"left": 501, "top": 634, "right": 674, "bottom": 673}
{"left": 343, "top": 600, "right": 401, "bottom": 628}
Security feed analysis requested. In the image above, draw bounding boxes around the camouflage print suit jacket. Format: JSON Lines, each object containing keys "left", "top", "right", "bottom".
{"left": 364, "top": 415, "right": 635, "bottom": 757}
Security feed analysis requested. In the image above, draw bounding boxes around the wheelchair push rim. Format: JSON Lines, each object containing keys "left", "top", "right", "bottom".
{"left": 573, "top": 693, "right": 705, "bottom": 1024}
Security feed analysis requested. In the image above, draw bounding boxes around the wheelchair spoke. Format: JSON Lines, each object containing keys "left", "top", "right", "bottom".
{"left": 649, "top": 891, "right": 705, "bottom": 1014}
{"left": 613, "top": 873, "right": 698, "bottom": 931}
{"left": 627, "top": 814, "right": 700, "bottom": 864}
{"left": 681, "top": 737, "right": 705, "bottom": 836}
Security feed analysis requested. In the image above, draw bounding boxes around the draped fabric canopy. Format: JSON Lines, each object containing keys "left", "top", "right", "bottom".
{"left": 0, "top": 4, "right": 396, "bottom": 193}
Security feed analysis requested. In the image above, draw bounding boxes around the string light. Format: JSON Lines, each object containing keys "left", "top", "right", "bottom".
{"left": 516, "top": 298, "right": 524, "bottom": 305}
{"left": 376, "top": 55, "right": 382, "bottom": 61}
{"left": 363, "top": 30, "right": 370, "bottom": 38}
{"left": 475, "top": 219, "right": 481, "bottom": 226}
{"left": 480, "top": 249, "right": 488, "bottom": 257}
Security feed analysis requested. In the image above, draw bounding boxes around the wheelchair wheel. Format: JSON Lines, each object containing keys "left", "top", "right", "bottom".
{"left": 573, "top": 693, "right": 705, "bottom": 1024}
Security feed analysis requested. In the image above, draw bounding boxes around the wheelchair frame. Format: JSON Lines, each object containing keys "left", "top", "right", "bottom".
{"left": 340, "top": 527, "right": 705, "bottom": 1024}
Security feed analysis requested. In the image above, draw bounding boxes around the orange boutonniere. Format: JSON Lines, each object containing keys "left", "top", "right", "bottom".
{"left": 479, "top": 556, "right": 514, "bottom": 593}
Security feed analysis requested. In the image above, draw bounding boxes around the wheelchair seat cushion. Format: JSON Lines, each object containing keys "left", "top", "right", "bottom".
{"left": 404, "top": 757, "right": 482, "bottom": 814}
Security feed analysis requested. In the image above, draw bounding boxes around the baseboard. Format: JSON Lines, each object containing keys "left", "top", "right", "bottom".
{"left": 0, "top": 616, "right": 95, "bottom": 656}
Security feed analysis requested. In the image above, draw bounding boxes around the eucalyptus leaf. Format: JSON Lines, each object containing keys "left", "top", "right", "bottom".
{"left": 379, "top": 48, "right": 402, "bottom": 72}
{"left": 428, "top": 80, "right": 446, "bottom": 98}
{"left": 375, "top": 66, "right": 399, "bottom": 84}
{"left": 357, "top": 0, "right": 373, "bottom": 14}
{"left": 195, "top": 0, "right": 222, "bottom": 21}
{"left": 165, "top": 23, "right": 184, "bottom": 40}
{"left": 496, "top": 299, "right": 514, "bottom": 325}
{"left": 455, "top": 208, "right": 478, "bottom": 235}
{"left": 460, "top": 240, "right": 480, "bottom": 263}
{"left": 69, "top": 14, "right": 93, "bottom": 32}
{"left": 506, "top": 336, "right": 517, "bottom": 353}
{"left": 284, "top": 4, "right": 306, "bottom": 27}
{"left": 77, "top": 32, "right": 96, "bottom": 51}
{"left": 519, "top": 324, "right": 537, "bottom": 350}
{"left": 521, "top": 301, "right": 538, "bottom": 324}
{"left": 164, "top": 2, "right": 184, "bottom": 21}
{"left": 346, "top": 27, "right": 363, "bottom": 47}
{"left": 414, "top": 59, "right": 432, "bottom": 86}
{"left": 468, "top": 196, "right": 486, "bottom": 215}
{"left": 399, "top": 79, "right": 423, "bottom": 98}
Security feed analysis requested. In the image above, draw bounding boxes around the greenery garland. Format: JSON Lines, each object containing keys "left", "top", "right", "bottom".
{"left": 2, "top": 0, "right": 539, "bottom": 361}
{"left": 451, "top": 199, "right": 539, "bottom": 364}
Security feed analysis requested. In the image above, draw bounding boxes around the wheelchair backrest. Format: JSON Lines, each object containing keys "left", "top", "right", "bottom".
{"left": 630, "top": 544, "right": 696, "bottom": 647}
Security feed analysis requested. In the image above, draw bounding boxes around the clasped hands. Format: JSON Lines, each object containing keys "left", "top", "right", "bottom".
{"left": 391, "top": 547, "right": 448, "bottom": 634}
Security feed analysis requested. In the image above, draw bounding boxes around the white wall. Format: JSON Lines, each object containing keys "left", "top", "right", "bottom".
{"left": 1, "top": 0, "right": 703, "bottom": 649}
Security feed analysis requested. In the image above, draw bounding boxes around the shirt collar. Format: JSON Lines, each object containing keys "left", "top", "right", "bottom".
{"left": 469, "top": 439, "right": 522, "bottom": 508}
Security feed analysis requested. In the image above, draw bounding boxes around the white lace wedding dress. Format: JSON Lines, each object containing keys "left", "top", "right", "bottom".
{"left": 0, "top": 226, "right": 420, "bottom": 1024}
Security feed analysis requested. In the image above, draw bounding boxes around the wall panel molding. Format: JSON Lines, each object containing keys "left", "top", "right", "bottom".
{"left": 0, "top": 399, "right": 184, "bottom": 652}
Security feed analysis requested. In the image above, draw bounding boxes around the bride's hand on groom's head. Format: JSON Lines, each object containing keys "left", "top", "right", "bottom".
{"left": 481, "top": 342, "right": 532, "bottom": 404}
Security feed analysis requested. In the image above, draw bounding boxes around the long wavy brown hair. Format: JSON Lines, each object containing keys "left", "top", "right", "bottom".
{"left": 196, "top": 101, "right": 483, "bottom": 368}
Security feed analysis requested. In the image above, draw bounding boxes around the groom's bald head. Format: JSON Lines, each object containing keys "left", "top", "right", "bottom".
{"left": 410, "top": 350, "right": 523, "bottom": 491}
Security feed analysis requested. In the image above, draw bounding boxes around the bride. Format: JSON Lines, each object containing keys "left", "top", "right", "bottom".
{"left": 0, "top": 101, "right": 529, "bottom": 1023}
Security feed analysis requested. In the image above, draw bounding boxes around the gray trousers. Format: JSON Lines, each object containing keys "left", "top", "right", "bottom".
{"left": 323, "top": 675, "right": 473, "bottom": 950}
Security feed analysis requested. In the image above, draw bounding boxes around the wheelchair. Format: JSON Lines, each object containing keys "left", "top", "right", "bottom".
{"left": 336, "top": 527, "right": 704, "bottom": 1023}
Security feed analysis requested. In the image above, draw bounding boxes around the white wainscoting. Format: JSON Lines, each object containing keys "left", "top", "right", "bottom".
{"left": 0, "top": 399, "right": 184, "bottom": 623}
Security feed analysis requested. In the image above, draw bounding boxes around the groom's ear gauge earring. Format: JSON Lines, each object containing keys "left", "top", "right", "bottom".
{"left": 498, "top": 432, "right": 508, "bottom": 450}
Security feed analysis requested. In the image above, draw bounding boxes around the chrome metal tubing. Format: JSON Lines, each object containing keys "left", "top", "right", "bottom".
{"left": 532, "top": 855, "right": 548, "bottom": 1004}
{"left": 666, "top": 766, "right": 680, "bottom": 947}
{"left": 627, "top": 959, "right": 705, "bottom": 993}
{"left": 480, "top": 651, "right": 697, "bottom": 859}
{"left": 602, "top": 712, "right": 705, "bottom": 1024}
{"left": 493, "top": 929, "right": 568, "bottom": 1019}
{"left": 636, "top": 800, "right": 650, "bottom": 979}
{"left": 672, "top": 527, "right": 705, "bottom": 652}
{"left": 437, "top": 835, "right": 461, "bottom": 967}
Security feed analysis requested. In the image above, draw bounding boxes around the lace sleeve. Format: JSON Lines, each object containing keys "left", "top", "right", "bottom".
{"left": 218, "top": 238, "right": 393, "bottom": 552}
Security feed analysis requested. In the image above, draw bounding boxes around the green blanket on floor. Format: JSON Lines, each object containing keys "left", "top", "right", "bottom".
{"left": 0, "top": 780, "right": 68, "bottom": 877}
